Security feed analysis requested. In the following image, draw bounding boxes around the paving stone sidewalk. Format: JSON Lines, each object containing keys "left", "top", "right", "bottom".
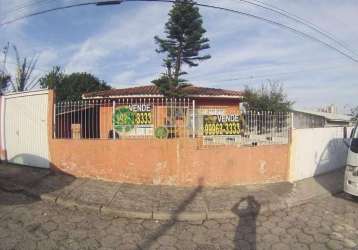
{"left": 0, "top": 163, "right": 345, "bottom": 221}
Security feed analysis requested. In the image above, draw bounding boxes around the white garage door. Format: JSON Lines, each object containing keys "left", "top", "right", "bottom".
{"left": 4, "top": 90, "right": 50, "bottom": 168}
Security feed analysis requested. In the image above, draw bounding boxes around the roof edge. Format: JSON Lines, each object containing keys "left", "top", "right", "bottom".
{"left": 82, "top": 94, "right": 244, "bottom": 99}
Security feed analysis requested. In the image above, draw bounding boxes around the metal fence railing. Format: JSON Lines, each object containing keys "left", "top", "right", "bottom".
{"left": 53, "top": 99, "right": 291, "bottom": 146}
{"left": 196, "top": 110, "right": 290, "bottom": 146}
{"left": 54, "top": 98, "right": 192, "bottom": 140}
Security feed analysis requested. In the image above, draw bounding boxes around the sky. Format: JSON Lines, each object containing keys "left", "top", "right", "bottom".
{"left": 0, "top": 0, "right": 357, "bottom": 113}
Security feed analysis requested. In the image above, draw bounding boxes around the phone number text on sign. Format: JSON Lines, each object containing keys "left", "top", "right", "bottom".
{"left": 129, "top": 104, "right": 152, "bottom": 125}
{"left": 134, "top": 112, "right": 152, "bottom": 125}
{"left": 203, "top": 115, "right": 243, "bottom": 136}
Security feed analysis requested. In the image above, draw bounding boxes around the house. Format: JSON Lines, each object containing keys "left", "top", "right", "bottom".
{"left": 82, "top": 84, "right": 243, "bottom": 103}
{"left": 291, "top": 107, "right": 353, "bottom": 129}
{"left": 76, "top": 85, "right": 243, "bottom": 138}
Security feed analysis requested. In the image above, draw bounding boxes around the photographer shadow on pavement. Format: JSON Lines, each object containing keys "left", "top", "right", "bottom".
{"left": 231, "top": 195, "right": 261, "bottom": 250}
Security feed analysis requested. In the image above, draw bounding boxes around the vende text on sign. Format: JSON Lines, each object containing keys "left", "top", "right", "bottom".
{"left": 203, "top": 115, "right": 243, "bottom": 136}
{"left": 129, "top": 104, "right": 151, "bottom": 112}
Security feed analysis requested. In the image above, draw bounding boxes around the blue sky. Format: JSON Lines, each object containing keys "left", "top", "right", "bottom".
{"left": 1, "top": 0, "right": 358, "bottom": 112}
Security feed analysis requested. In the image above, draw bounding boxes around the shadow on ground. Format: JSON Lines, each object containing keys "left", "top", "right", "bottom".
{"left": 137, "top": 178, "right": 205, "bottom": 249}
{"left": 311, "top": 137, "right": 358, "bottom": 204}
{"left": 0, "top": 155, "right": 75, "bottom": 206}
{"left": 231, "top": 196, "right": 260, "bottom": 250}
{"left": 334, "top": 192, "right": 358, "bottom": 203}
{"left": 313, "top": 138, "right": 346, "bottom": 193}
{"left": 137, "top": 177, "right": 260, "bottom": 250}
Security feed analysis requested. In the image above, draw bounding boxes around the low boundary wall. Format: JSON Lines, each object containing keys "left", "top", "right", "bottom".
{"left": 49, "top": 139, "right": 289, "bottom": 186}
{"left": 47, "top": 91, "right": 290, "bottom": 187}
{"left": 289, "top": 127, "right": 352, "bottom": 182}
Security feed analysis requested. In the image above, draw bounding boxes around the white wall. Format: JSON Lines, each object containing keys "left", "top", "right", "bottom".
{"left": 290, "top": 127, "right": 352, "bottom": 182}
{"left": 0, "top": 96, "right": 5, "bottom": 161}
{"left": 4, "top": 90, "right": 50, "bottom": 168}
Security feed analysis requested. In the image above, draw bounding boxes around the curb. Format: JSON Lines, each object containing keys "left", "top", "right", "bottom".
{"left": 101, "top": 206, "right": 153, "bottom": 220}
{"left": 2, "top": 180, "right": 344, "bottom": 222}
{"left": 152, "top": 211, "right": 207, "bottom": 221}
{"left": 39, "top": 194, "right": 289, "bottom": 221}
{"left": 45, "top": 189, "right": 344, "bottom": 221}
{"left": 56, "top": 197, "right": 102, "bottom": 214}
{"left": 285, "top": 189, "right": 342, "bottom": 209}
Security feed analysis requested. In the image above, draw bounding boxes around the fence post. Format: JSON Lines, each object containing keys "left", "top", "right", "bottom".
{"left": 112, "top": 100, "right": 116, "bottom": 140}
{"left": 288, "top": 112, "right": 293, "bottom": 144}
{"left": 290, "top": 112, "right": 294, "bottom": 129}
{"left": 53, "top": 103, "right": 56, "bottom": 139}
{"left": 192, "top": 100, "right": 196, "bottom": 139}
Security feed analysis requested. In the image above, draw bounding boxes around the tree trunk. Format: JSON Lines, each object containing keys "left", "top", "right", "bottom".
{"left": 174, "top": 42, "right": 183, "bottom": 86}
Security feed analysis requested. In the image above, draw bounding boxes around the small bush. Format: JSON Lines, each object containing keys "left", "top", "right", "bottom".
{"left": 155, "top": 127, "right": 168, "bottom": 139}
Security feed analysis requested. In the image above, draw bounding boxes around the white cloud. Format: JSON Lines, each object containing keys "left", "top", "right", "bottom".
{"left": 1, "top": 0, "right": 357, "bottom": 110}
{"left": 111, "top": 70, "right": 136, "bottom": 84}
{"left": 37, "top": 48, "right": 58, "bottom": 68}
{"left": 64, "top": 2, "right": 170, "bottom": 75}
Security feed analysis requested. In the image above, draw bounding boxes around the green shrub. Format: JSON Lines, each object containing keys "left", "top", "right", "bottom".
{"left": 155, "top": 127, "right": 168, "bottom": 139}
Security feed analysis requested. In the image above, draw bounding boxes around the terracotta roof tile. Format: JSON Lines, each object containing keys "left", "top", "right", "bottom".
{"left": 83, "top": 85, "right": 242, "bottom": 99}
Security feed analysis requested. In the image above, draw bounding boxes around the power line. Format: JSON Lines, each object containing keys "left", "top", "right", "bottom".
{"left": 0, "top": 1, "right": 99, "bottom": 27}
{"left": 10, "top": 0, "right": 354, "bottom": 59}
{"left": 230, "top": 0, "right": 358, "bottom": 57}
{"left": 2, "top": 0, "right": 44, "bottom": 12}
{"left": 138, "top": 0, "right": 358, "bottom": 63}
{"left": 1, "top": 0, "right": 80, "bottom": 19}
{"left": 250, "top": 0, "right": 358, "bottom": 54}
{"left": 1, "top": 0, "right": 358, "bottom": 64}
{"left": 2, "top": 0, "right": 120, "bottom": 20}
{"left": 3, "top": 0, "right": 54, "bottom": 15}
{"left": 3, "top": 3, "right": 353, "bottom": 86}
{"left": 191, "top": 55, "right": 349, "bottom": 77}
{"left": 191, "top": 64, "right": 355, "bottom": 84}
{"left": 1, "top": 0, "right": 55, "bottom": 23}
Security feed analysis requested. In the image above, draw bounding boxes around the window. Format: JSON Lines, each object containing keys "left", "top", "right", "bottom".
{"left": 350, "top": 125, "right": 358, "bottom": 153}
{"left": 354, "top": 126, "right": 358, "bottom": 139}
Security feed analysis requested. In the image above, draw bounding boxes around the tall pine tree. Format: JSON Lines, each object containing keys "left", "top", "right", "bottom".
{"left": 152, "top": 0, "right": 210, "bottom": 97}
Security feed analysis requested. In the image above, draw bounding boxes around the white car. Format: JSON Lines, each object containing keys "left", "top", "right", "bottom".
{"left": 344, "top": 122, "right": 358, "bottom": 197}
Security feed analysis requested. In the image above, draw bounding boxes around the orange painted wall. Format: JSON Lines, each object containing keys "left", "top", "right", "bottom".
{"left": 100, "top": 106, "right": 112, "bottom": 139}
{"left": 48, "top": 91, "right": 289, "bottom": 186}
{"left": 49, "top": 138, "right": 289, "bottom": 186}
